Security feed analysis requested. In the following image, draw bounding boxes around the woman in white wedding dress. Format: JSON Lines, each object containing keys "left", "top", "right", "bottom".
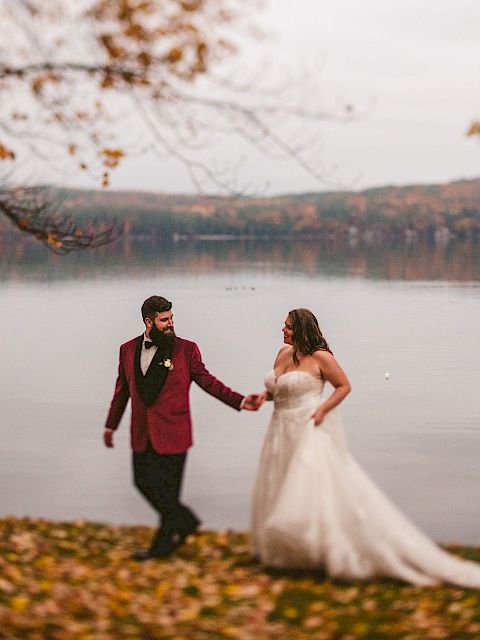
{"left": 251, "top": 308, "right": 480, "bottom": 587}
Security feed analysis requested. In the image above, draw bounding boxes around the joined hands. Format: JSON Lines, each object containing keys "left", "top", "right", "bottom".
{"left": 103, "top": 395, "right": 269, "bottom": 447}
{"left": 242, "top": 391, "right": 270, "bottom": 411}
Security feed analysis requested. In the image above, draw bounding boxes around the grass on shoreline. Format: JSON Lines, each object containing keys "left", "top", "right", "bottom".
{"left": 1, "top": 517, "right": 480, "bottom": 640}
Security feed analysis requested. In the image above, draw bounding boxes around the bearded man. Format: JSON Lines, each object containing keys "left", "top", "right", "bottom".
{"left": 104, "top": 295, "right": 259, "bottom": 560}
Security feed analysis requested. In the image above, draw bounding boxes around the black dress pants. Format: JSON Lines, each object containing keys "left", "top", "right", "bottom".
{"left": 132, "top": 441, "right": 200, "bottom": 547}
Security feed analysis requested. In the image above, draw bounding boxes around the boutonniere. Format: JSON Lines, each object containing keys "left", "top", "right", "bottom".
{"left": 160, "top": 358, "right": 174, "bottom": 371}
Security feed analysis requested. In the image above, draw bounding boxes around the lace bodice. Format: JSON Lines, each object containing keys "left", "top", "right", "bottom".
{"left": 265, "top": 369, "right": 324, "bottom": 410}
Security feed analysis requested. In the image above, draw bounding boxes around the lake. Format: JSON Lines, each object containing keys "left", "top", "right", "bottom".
{"left": 1, "top": 238, "right": 479, "bottom": 543}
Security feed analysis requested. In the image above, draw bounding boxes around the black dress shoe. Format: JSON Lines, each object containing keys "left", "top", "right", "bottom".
{"left": 174, "top": 519, "right": 202, "bottom": 546}
{"left": 130, "top": 540, "right": 175, "bottom": 561}
{"left": 130, "top": 549, "right": 158, "bottom": 561}
{"left": 163, "top": 521, "right": 201, "bottom": 555}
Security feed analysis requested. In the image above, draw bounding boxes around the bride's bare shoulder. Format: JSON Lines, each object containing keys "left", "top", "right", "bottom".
{"left": 312, "top": 349, "right": 337, "bottom": 372}
{"left": 313, "top": 348, "right": 334, "bottom": 363}
{"left": 274, "top": 345, "right": 291, "bottom": 365}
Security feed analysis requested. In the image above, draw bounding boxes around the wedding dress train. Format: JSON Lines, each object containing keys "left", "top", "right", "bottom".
{"left": 250, "top": 370, "right": 480, "bottom": 587}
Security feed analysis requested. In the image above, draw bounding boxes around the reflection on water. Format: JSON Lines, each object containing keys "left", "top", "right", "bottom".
{"left": 1, "top": 236, "right": 479, "bottom": 543}
{"left": 1, "top": 237, "right": 480, "bottom": 283}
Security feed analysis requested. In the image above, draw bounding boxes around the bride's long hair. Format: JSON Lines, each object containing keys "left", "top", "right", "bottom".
{"left": 289, "top": 308, "right": 332, "bottom": 364}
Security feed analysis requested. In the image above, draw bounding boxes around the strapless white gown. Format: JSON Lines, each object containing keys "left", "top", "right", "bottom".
{"left": 250, "top": 370, "right": 480, "bottom": 587}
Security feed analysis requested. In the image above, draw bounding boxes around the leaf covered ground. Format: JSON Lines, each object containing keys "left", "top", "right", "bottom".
{"left": 0, "top": 517, "right": 479, "bottom": 639}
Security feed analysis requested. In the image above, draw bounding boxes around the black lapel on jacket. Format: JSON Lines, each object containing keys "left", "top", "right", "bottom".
{"left": 143, "top": 339, "right": 173, "bottom": 405}
{"left": 145, "top": 341, "right": 166, "bottom": 375}
{"left": 135, "top": 336, "right": 176, "bottom": 406}
{"left": 133, "top": 335, "right": 144, "bottom": 399}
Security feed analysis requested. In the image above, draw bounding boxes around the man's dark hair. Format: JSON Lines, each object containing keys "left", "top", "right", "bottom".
{"left": 141, "top": 296, "right": 172, "bottom": 321}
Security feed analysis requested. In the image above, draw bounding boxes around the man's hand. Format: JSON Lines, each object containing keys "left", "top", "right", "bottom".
{"left": 242, "top": 393, "right": 265, "bottom": 411}
{"left": 103, "top": 428, "right": 115, "bottom": 448}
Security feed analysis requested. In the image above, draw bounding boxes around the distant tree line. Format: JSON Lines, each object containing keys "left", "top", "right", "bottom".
{"left": 2, "top": 182, "right": 480, "bottom": 245}
{"left": 52, "top": 205, "right": 480, "bottom": 242}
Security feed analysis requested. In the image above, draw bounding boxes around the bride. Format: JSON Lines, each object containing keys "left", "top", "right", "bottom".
{"left": 251, "top": 308, "right": 480, "bottom": 587}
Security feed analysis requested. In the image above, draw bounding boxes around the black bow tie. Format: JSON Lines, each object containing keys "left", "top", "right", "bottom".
{"left": 144, "top": 341, "right": 156, "bottom": 349}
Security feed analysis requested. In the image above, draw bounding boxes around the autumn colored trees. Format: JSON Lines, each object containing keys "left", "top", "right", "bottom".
{"left": 3, "top": 179, "right": 478, "bottom": 246}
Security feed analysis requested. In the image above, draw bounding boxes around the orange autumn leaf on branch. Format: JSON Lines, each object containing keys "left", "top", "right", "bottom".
{"left": 46, "top": 232, "right": 63, "bottom": 249}
{"left": 100, "top": 148, "right": 125, "bottom": 169}
{"left": 0, "top": 143, "right": 15, "bottom": 160}
{"left": 467, "top": 121, "right": 480, "bottom": 138}
{"left": 167, "top": 47, "right": 184, "bottom": 63}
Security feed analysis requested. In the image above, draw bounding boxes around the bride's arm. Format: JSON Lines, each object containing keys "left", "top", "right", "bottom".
{"left": 311, "top": 350, "right": 351, "bottom": 426}
{"left": 255, "top": 347, "right": 288, "bottom": 406}
{"left": 257, "top": 390, "right": 273, "bottom": 403}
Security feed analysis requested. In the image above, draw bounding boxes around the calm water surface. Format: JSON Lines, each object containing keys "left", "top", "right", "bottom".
{"left": 1, "top": 239, "right": 479, "bottom": 543}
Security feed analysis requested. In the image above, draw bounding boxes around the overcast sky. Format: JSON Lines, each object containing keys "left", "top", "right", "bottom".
{"left": 71, "top": 0, "right": 480, "bottom": 194}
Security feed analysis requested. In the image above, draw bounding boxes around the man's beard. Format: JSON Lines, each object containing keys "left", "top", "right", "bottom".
{"left": 149, "top": 324, "right": 175, "bottom": 346}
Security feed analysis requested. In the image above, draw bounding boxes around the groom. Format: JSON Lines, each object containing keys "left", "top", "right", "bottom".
{"left": 103, "top": 295, "right": 259, "bottom": 560}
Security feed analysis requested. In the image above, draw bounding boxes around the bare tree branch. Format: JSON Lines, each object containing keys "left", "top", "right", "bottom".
{"left": 0, "top": 186, "right": 121, "bottom": 253}
{"left": 0, "top": 0, "right": 360, "bottom": 247}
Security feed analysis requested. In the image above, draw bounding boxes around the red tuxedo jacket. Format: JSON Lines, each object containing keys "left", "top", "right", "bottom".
{"left": 105, "top": 336, "right": 244, "bottom": 454}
